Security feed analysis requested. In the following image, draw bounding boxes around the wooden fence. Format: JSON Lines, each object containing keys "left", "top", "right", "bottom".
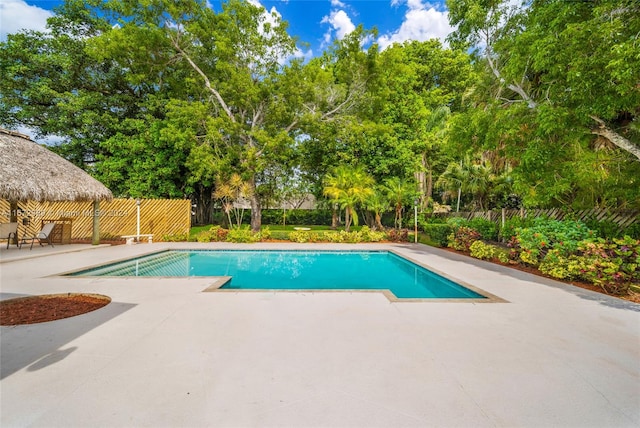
{"left": 0, "top": 199, "right": 191, "bottom": 242}
{"left": 432, "top": 208, "right": 639, "bottom": 232}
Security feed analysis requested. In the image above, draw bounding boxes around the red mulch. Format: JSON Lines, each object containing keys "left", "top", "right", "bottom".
{"left": 441, "top": 247, "right": 640, "bottom": 304}
{"left": 0, "top": 294, "right": 111, "bottom": 326}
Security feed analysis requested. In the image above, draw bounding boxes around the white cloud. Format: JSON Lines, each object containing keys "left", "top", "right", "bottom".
{"left": 291, "top": 47, "right": 315, "bottom": 62}
{"left": 378, "top": 0, "right": 453, "bottom": 50}
{"left": 0, "top": 0, "right": 52, "bottom": 40}
{"left": 330, "top": 0, "right": 346, "bottom": 7}
{"left": 321, "top": 9, "right": 356, "bottom": 43}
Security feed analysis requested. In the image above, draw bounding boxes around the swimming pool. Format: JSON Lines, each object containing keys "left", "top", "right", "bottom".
{"left": 69, "top": 250, "right": 486, "bottom": 299}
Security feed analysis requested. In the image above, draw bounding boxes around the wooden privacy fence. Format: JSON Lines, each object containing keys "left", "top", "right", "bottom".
{"left": 0, "top": 199, "right": 190, "bottom": 242}
{"left": 432, "top": 208, "right": 639, "bottom": 232}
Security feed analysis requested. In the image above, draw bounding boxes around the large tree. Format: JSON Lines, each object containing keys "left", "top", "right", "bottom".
{"left": 446, "top": 0, "right": 640, "bottom": 208}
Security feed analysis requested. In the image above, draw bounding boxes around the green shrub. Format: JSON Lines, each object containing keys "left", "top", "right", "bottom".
{"left": 448, "top": 226, "right": 481, "bottom": 251}
{"left": 162, "top": 233, "right": 188, "bottom": 242}
{"left": 514, "top": 218, "right": 596, "bottom": 265}
{"left": 584, "top": 218, "right": 623, "bottom": 239}
{"left": 288, "top": 231, "right": 318, "bottom": 243}
{"left": 269, "top": 230, "right": 290, "bottom": 240}
{"left": 499, "top": 216, "right": 536, "bottom": 241}
{"left": 469, "top": 240, "right": 510, "bottom": 262}
{"left": 358, "top": 226, "right": 386, "bottom": 242}
{"left": 538, "top": 236, "right": 639, "bottom": 295}
{"left": 468, "top": 217, "right": 498, "bottom": 241}
{"left": 260, "top": 226, "right": 271, "bottom": 241}
{"left": 226, "top": 226, "right": 260, "bottom": 243}
{"left": 421, "top": 224, "right": 453, "bottom": 247}
{"left": 261, "top": 209, "right": 333, "bottom": 225}
{"left": 419, "top": 215, "right": 448, "bottom": 225}
{"left": 469, "top": 241, "right": 496, "bottom": 260}
{"left": 624, "top": 222, "right": 640, "bottom": 239}
{"left": 195, "top": 226, "right": 229, "bottom": 242}
{"left": 446, "top": 217, "right": 469, "bottom": 230}
{"left": 539, "top": 249, "right": 573, "bottom": 279}
{"left": 387, "top": 228, "right": 409, "bottom": 242}
{"left": 323, "top": 231, "right": 344, "bottom": 243}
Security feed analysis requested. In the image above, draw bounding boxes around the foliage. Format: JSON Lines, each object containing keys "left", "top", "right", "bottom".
{"left": 195, "top": 225, "right": 229, "bottom": 242}
{"left": 420, "top": 223, "right": 453, "bottom": 247}
{"left": 447, "top": 227, "right": 481, "bottom": 251}
{"left": 539, "top": 236, "right": 640, "bottom": 295}
{"left": 382, "top": 177, "right": 416, "bottom": 229}
{"left": 386, "top": 228, "right": 409, "bottom": 242}
{"left": 357, "top": 226, "right": 386, "bottom": 242}
{"left": 514, "top": 218, "right": 596, "bottom": 265}
{"left": 445, "top": 0, "right": 640, "bottom": 208}
{"left": 499, "top": 216, "right": 536, "bottom": 242}
{"left": 286, "top": 227, "right": 383, "bottom": 243}
{"left": 288, "top": 231, "right": 319, "bottom": 243}
{"left": 468, "top": 218, "right": 498, "bottom": 241}
{"left": 260, "top": 226, "right": 271, "bottom": 241}
{"left": 365, "top": 187, "right": 390, "bottom": 230}
{"left": 436, "top": 155, "right": 513, "bottom": 211}
{"left": 323, "top": 165, "right": 375, "bottom": 232}
{"left": 225, "top": 226, "right": 261, "bottom": 243}
{"left": 214, "top": 173, "right": 253, "bottom": 228}
{"left": 469, "top": 241, "right": 509, "bottom": 262}
{"left": 161, "top": 233, "right": 188, "bottom": 242}
{"left": 261, "top": 209, "right": 333, "bottom": 226}
{"left": 446, "top": 216, "right": 470, "bottom": 230}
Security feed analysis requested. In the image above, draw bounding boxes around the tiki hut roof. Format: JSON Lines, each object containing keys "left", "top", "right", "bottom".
{"left": 0, "top": 128, "right": 113, "bottom": 202}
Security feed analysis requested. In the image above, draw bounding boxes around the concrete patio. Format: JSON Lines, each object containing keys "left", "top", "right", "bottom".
{"left": 1, "top": 242, "right": 639, "bottom": 427}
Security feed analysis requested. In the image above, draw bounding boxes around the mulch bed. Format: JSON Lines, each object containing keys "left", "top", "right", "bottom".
{"left": 0, "top": 294, "right": 111, "bottom": 326}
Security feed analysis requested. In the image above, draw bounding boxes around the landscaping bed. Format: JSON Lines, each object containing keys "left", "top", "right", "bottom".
{"left": 0, "top": 293, "right": 111, "bottom": 326}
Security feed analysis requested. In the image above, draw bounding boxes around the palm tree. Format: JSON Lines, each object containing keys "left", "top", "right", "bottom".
{"left": 213, "top": 173, "right": 253, "bottom": 228}
{"left": 436, "top": 155, "right": 510, "bottom": 211}
{"left": 382, "top": 177, "right": 415, "bottom": 229}
{"left": 365, "top": 187, "right": 389, "bottom": 230}
{"left": 323, "top": 165, "right": 375, "bottom": 232}
{"left": 417, "top": 106, "right": 450, "bottom": 208}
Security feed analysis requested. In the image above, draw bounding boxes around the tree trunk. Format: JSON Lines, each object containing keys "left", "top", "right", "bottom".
{"left": 345, "top": 207, "right": 351, "bottom": 232}
{"left": 591, "top": 116, "right": 640, "bottom": 161}
{"left": 193, "top": 184, "right": 214, "bottom": 225}
{"left": 426, "top": 170, "right": 433, "bottom": 206}
{"left": 375, "top": 212, "right": 383, "bottom": 231}
{"left": 249, "top": 176, "right": 262, "bottom": 232}
{"left": 331, "top": 206, "right": 338, "bottom": 229}
{"left": 415, "top": 169, "right": 426, "bottom": 206}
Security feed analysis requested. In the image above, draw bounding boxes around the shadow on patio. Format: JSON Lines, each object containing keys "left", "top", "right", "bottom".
{"left": 1, "top": 300, "right": 135, "bottom": 379}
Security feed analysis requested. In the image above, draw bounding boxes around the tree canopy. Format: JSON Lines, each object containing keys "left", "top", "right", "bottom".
{"left": 1, "top": 0, "right": 638, "bottom": 228}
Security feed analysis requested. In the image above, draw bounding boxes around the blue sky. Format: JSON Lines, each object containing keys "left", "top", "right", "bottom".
{"left": 2, "top": 0, "right": 454, "bottom": 55}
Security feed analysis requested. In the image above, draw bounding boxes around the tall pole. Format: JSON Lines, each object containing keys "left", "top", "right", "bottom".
{"left": 414, "top": 199, "right": 418, "bottom": 244}
{"left": 136, "top": 198, "right": 141, "bottom": 241}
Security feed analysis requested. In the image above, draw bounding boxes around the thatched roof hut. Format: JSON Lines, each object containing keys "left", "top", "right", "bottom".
{"left": 0, "top": 128, "right": 112, "bottom": 245}
{"left": 0, "top": 128, "right": 112, "bottom": 202}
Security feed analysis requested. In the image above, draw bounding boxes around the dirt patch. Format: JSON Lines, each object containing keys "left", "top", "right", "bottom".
{"left": 0, "top": 293, "right": 111, "bottom": 326}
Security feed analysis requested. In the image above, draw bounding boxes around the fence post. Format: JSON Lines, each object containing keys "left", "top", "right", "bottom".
{"left": 501, "top": 208, "right": 506, "bottom": 230}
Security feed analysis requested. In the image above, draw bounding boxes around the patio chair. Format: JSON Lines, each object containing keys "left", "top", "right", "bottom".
{"left": 20, "top": 223, "right": 56, "bottom": 250}
{"left": 0, "top": 222, "right": 19, "bottom": 248}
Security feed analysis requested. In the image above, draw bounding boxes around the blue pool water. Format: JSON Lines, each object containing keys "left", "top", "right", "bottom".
{"left": 69, "top": 250, "right": 485, "bottom": 299}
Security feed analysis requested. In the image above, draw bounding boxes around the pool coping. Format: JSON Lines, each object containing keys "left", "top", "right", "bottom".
{"left": 53, "top": 247, "right": 507, "bottom": 303}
